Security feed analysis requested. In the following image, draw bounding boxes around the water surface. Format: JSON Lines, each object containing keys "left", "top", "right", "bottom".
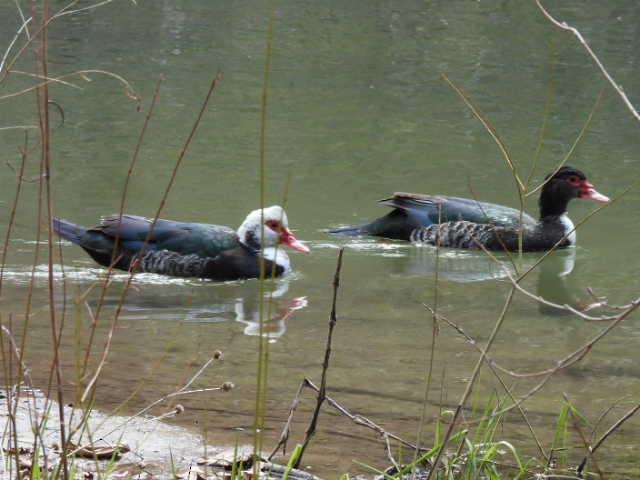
{"left": 1, "top": 1, "right": 639, "bottom": 477}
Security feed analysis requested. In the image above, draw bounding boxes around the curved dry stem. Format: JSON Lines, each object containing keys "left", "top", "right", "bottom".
{"left": 493, "top": 297, "right": 639, "bottom": 416}
{"left": 576, "top": 403, "right": 640, "bottom": 475}
{"left": 526, "top": 88, "right": 604, "bottom": 198}
{"left": 441, "top": 72, "right": 524, "bottom": 192}
{"left": 425, "top": 306, "right": 548, "bottom": 460}
{"left": 0, "top": 16, "right": 32, "bottom": 76}
{"left": 0, "top": 69, "right": 140, "bottom": 103}
{"left": 441, "top": 72, "right": 529, "bottom": 253}
{"left": 80, "top": 72, "right": 220, "bottom": 404}
{"left": 52, "top": 0, "right": 136, "bottom": 19}
{"left": 1, "top": 0, "right": 132, "bottom": 81}
{"left": 536, "top": 0, "right": 640, "bottom": 123}
{"left": 505, "top": 273, "right": 623, "bottom": 322}
{"left": 525, "top": 36, "right": 558, "bottom": 188}
{"left": 78, "top": 77, "right": 162, "bottom": 385}
{"left": 425, "top": 286, "right": 517, "bottom": 479}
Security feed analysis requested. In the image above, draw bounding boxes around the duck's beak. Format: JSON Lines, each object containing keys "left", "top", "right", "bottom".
{"left": 280, "top": 228, "right": 310, "bottom": 253}
{"left": 580, "top": 181, "right": 610, "bottom": 203}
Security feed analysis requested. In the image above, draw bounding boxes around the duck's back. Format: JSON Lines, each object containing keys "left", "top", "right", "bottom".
{"left": 381, "top": 193, "right": 537, "bottom": 228}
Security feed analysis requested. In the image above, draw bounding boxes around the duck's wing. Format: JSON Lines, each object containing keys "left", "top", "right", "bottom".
{"left": 381, "top": 193, "right": 537, "bottom": 228}
{"left": 131, "top": 245, "right": 285, "bottom": 281}
{"left": 96, "top": 215, "right": 240, "bottom": 257}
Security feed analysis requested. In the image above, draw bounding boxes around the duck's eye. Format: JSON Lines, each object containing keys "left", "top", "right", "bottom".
{"left": 266, "top": 220, "right": 280, "bottom": 230}
{"left": 566, "top": 175, "right": 582, "bottom": 186}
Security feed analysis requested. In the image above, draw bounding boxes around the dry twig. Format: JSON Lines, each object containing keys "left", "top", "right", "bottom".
{"left": 293, "top": 249, "right": 344, "bottom": 468}
{"left": 576, "top": 403, "right": 640, "bottom": 476}
{"left": 536, "top": 0, "right": 640, "bottom": 122}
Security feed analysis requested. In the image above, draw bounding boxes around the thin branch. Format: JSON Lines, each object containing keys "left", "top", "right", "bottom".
{"left": 268, "top": 379, "right": 307, "bottom": 460}
{"left": 294, "top": 248, "right": 344, "bottom": 468}
{"left": 441, "top": 72, "right": 525, "bottom": 192}
{"left": 564, "top": 394, "right": 604, "bottom": 477}
{"left": 80, "top": 72, "right": 220, "bottom": 403}
{"left": 576, "top": 403, "right": 640, "bottom": 476}
{"left": 52, "top": 0, "right": 136, "bottom": 19}
{"left": 0, "top": 69, "right": 140, "bottom": 103}
{"left": 505, "top": 272, "right": 625, "bottom": 322}
{"left": 97, "top": 357, "right": 222, "bottom": 438}
{"left": 492, "top": 297, "right": 640, "bottom": 416}
{"left": 79, "top": 77, "right": 161, "bottom": 384}
{"left": 427, "top": 307, "right": 547, "bottom": 460}
{"left": 426, "top": 286, "right": 518, "bottom": 480}
{"left": 526, "top": 88, "right": 604, "bottom": 197}
{"left": 0, "top": 325, "right": 32, "bottom": 385}
{"left": 303, "top": 377, "right": 421, "bottom": 452}
{"left": 0, "top": 16, "right": 32, "bottom": 75}
{"left": 536, "top": 0, "right": 640, "bottom": 122}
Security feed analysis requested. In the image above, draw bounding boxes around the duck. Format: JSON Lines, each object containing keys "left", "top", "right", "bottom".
{"left": 53, "top": 205, "right": 310, "bottom": 280}
{"left": 330, "top": 166, "right": 609, "bottom": 252}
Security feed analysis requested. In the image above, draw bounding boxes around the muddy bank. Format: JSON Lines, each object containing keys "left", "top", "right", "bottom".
{"left": 0, "top": 388, "right": 319, "bottom": 480}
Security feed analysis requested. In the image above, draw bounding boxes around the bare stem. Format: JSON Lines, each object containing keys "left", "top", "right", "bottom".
{"left": 294, "top": 248, "right": 344, "bottom": 468}
{"left": 536, "top": 0, "right": 640, "bottom": 122}
{"left": 576, "top": 403, "right": 640, "bottom": 475}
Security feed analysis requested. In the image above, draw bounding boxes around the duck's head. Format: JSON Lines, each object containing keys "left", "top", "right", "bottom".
{"left": 539, "top": 166, "right": 610, "bottom": 217}
{"left": 237, "top": 205, "right": 310, "bottom": 253}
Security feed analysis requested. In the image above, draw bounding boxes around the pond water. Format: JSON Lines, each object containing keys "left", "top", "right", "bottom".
{"left": 1, "top": 1, "right": 639, "bottom": 477}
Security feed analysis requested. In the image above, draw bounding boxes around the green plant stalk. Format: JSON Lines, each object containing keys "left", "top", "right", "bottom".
{"left": 253, "top": 0, "right": 277, "bottom": 467}
{"left": 31, "top": 445, "right": 42, "bottom": 480}
{"left": 391, "top": 429, "right": 468, "bottom": 479}
{"left": 0, "top": 319, "right": 20, "bottom": 478}
{"left": 281, "top": 443, "right": 303, "bottom": 480}
{"left": 551, "top": 402, "right": 570, "bottom": 468}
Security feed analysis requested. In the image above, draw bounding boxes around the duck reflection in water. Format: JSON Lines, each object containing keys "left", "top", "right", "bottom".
{"left": 90, "top": 277, "right": 307, "bottom": 341}
{"left": 344, "top": 238, "right": 598, "bottom": 315}
{"left": 535, "top": 248, "right": 602, "bottom": 315}
{"left": 234, "top": 294, "right": 307, "bottom": 339}
{"left": 400, "top": 243, "right": 596, "bottom": 314}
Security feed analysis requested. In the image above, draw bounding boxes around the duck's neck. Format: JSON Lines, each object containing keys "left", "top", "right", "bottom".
{"left": 533, "top": 212, "right": 576, "bottom": 246}
{"left": 538, "top": 186, "right": 572, "bottom": 219}
{"left": 556, "top": 213, "right": 576, "bottom": 245}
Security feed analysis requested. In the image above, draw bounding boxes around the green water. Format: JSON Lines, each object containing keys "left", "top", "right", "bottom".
{"left": 1, "top": 1, "right": 639, "bottom": 477}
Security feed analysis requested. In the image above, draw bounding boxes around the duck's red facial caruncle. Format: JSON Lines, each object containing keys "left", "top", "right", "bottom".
{"left": 265, "top": 219, "right": 310, "bottom": 253}
{"left": 570, "top": 178, "right": 610, "bottom": 204}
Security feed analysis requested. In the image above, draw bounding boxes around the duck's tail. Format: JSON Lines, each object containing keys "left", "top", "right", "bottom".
{"left": 328, "top": 215, "right": 407, "bottom": 238}
{"left": 328, "top": 209, "right": 422, "bottom": 241}
{"left": 52, "top": 217, "right": 86, "bottom": 245}
{"left": 327, "top": 223, "right": 373, "bottom": 236}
